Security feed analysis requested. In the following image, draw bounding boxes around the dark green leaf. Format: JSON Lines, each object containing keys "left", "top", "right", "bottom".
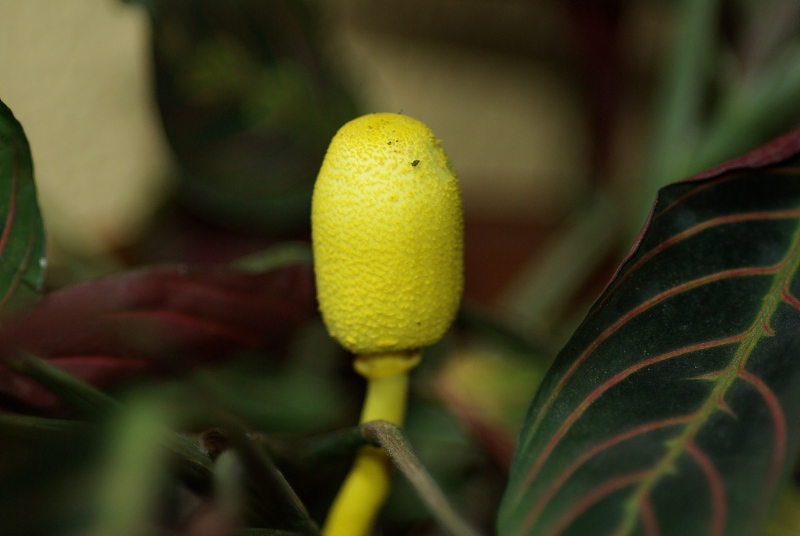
{"left": 147, "top": 0, "right": 358, "bottom": 231}
{"left": 499, "top": 130, "right": 800, "bottom": 535}
{"left": 0, "top": 99, "right": 46, "bottom": 313}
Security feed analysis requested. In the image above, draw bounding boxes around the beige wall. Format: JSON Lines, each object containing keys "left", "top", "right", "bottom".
{"left": 0, "top": 0, "right": 171, "bottom": 255}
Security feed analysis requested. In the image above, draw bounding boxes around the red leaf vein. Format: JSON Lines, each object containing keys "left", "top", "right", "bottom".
{"left": 685, "top": 440, "right": 726, "bottom": 536}
{"left": 737, "top": 369, "right": 787, "bottom": 513}
{"left": 0, "top": 228, "right": 34, "bottom": 309}
{"left": 522, "top": 266, "right": 773, "bottom": 476}
{"left": 543, "top": 471, "right": 650, "bottom": 536}
{"left": 520, "top": 415, "right": 692, "bottom": 534}
{"left": 639, "top": 495, "right": 660, "bottom": 536}
{"left": 0, "top": 142, "right": 19, "bottom": 257}
{"left": 598, "top": 210, "right": 800, "bottom": 312}
{"left": 522, "top": 335, "right": 741, "bottom": 490}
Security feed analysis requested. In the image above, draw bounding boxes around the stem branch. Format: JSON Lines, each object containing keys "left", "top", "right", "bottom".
{"left": 362, "top": 420, "right": 482, "bottom": 536}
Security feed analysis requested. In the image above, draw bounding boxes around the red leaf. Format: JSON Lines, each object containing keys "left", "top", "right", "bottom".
{"left": 0, "top": 262, "right": 317, "bottom": 412}
{"left": 689, "top": 127, "right": 800, "bottom": 181}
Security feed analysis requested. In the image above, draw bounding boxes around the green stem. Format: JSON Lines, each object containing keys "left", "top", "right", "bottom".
{"left": 0, "top": 413, "right": 90, "bottom": 434}
{"left": 499, "top": 191, "right": 617, "bottom": 349}
{"left": 643, "top": 0, "right": 723, "bottom": 221}
{"left": 8, "top": 352, "right": 118, "bottom": 416}
{"left": 694, "top": 45, "right": 800, "bottom": 172}
{"left": 322, "top": 361, "right": 413, "bottom": 536}
{"left": 233, "top": 241, "right": 312, "bottom": 272}
{"left": 5, "top": 355, "right": 216, "bottom": 495}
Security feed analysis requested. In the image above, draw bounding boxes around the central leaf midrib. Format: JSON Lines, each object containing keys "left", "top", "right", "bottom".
{"left": 614, "top": 220, "right": 800, "bottom": 536}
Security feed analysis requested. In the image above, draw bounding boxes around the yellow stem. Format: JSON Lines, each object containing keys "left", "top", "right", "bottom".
{"left": 322, "top": 351, "right": 420, "bottom": 536}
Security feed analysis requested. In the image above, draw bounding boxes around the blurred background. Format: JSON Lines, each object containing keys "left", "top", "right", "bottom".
{"left": 0, "top": 0, "right": 653, "bottom": 296}
{"left": 2, "top": 0, "right": 799, "bottom": 324}
{"left": 3, "top": 0, "right": 799, "bottom": 302}
{"left": 1, "top": 0, "right": 800, "bottom": 534}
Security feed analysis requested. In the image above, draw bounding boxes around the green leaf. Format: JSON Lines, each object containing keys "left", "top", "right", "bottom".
{"left": 763, "top": 484, "right": 800, "bottom": 536}
{"left": 0, "top": 99, "right": 46, "bottom": 313}
{"left": 93, "top": 397, "right": 170, "bottom": 536}
{"left": 498, "top": 132, "right": 800, "bottom": 536}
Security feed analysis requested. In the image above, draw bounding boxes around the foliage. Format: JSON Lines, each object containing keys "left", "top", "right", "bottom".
{"left": 499, "top": 131, "right": 800, "bottom": 536}
{"left": 3, "top": 1, "right": 800, "bottom": 536}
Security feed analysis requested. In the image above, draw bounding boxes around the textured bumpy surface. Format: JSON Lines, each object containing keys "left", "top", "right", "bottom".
{"left": 312, "top": 113, "right": 464, "bottom": 355}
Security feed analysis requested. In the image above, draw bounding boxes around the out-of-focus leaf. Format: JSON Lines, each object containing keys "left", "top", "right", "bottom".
{"left": 0, "top": 99, "right": 46, "bottom": 313}
{"left": 0, "top": 261, "right": 316, "bottom": 412}
{"left": 437, "top": 349, "right": 544, "bottom": 468}
{"left": 763, "top": 484, "right": 800, "bottom": 536}
{"left": 0, "top": 412, "right": 100, "bottom": 534}
{"left": 145, "top": 0, "right": 358, "bottom": 231}
{"left": 9, "top": 353, "right": 118, "bottom": 417}
{"left": 93, "top": 397, "right": 169, "bottom": 536}
{"left": 234, "top": 241, "right": 312, "bottom": 272}
{"left": 499, "top": 129, "right": 800, "bottom": 535}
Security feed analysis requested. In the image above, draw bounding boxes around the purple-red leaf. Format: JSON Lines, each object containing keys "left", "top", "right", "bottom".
{"left": 0, "top": 261, "right": 316, "bottom": 412}
{"left": 499, "top": 128, "right": 800, "bottom": 536}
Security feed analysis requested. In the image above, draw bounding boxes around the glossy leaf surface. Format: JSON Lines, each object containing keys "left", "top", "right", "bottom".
{"left": 0, "top": 100, "right": 46, "bottom": 313}
{"left": 0, "top": 261, "right": 316, "bottom": 412}
{"left": 499, "top": 129, "right": 800, "bottom": 536}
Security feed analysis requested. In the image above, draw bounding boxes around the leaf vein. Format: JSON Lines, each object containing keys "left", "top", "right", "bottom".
{"left": 520, "top": 416, "right": 692, "bottom": 534}
{"left": 597, "top": 209, "right": 800, "bottom": 315}
{"left": 685, "top": 440, "right": 726, "bottom": 536}
{"left": 522, "top": 266, "right": 774, "bottom": 462}
{"left": 0, "top": 140, "right": 19, "bottom": 258}
{"left": 542, "top": 471, "right": 650, "bottom": 536}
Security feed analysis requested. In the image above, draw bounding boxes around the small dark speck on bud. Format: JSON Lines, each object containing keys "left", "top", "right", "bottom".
{"left": 411, "top": 160, "right": 420, "bottom": 167}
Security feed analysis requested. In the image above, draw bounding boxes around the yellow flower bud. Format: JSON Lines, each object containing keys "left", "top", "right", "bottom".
{"left": 311, "top": 113, "right": 464, "bottom": 356}
{"left": 313, "top": 113, "right": 464, "bottom": 536}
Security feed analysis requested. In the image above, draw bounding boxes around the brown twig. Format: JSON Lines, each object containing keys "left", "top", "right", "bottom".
{"left": 361, "top": 420, "right": 483, "bottom": 536}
